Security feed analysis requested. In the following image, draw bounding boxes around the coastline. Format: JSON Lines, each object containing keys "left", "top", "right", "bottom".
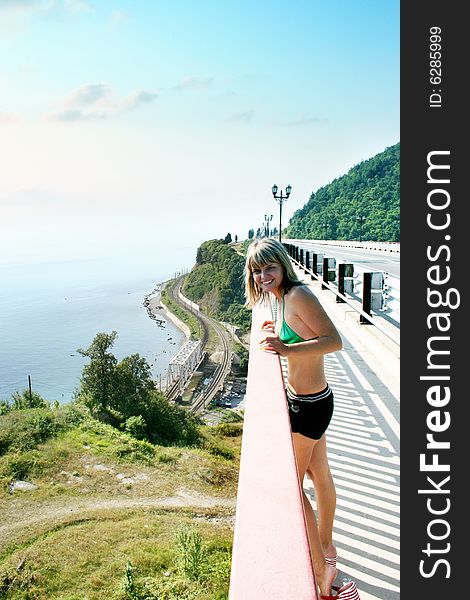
{"left": 143, "top": 282, "right": 191, "bottom": 341}
{"left": 2, "top": 271, "right": 187, "bottom": 404}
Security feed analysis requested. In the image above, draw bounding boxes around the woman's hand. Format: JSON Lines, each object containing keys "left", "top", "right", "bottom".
{"left": 261, "top": 320, "right": 275, "bottom": 333}
{"left": 259, "top": 334, "right": 289, "bottom": 356}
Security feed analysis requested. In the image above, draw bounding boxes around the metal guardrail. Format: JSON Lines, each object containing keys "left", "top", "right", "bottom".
{"left": 383, "top": 273, "right": 400, "bottom": 323}
{"left": 285, "top": 244, "right": 400, "bottom": 346}
{"left": 334, "top": 263, "right": 400, "bottom": 326}
{"left": 285, "top": 238, "right": 400, "bottom": 254}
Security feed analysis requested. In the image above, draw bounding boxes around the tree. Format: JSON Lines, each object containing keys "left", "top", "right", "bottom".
{"left": 77, "top": 331, "right": 118, "bottom": 411}
{"left": 114, "top": 353, "right": 156, "bottom": 415}
{"left": 224, "top": 232, "right": 232, "bottom": 244}
{"left": 285, "top": 142, "right": 400, "bottom": 242}
{"left": 182, "top": 239, "right": 251, "bottom": 332}
{"left": 76, "top": 331, "right": 200, "bottom": 446}
{"left": 77, "top": 333, "right": 156, "bottom": 416}
{"left": 248, "top": 229, "right": 254, "bottom": 240}
{"left": 141, "top": 392, "right": 200, "bottom": 446}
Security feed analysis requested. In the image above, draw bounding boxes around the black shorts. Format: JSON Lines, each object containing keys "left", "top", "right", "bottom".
{"left": 286, "top": 384, "right": 334, "bottom": 440}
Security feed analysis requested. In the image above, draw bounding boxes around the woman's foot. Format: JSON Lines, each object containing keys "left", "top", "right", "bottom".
{"left": 315, "top": 562, "right": 337, "bottom": 597}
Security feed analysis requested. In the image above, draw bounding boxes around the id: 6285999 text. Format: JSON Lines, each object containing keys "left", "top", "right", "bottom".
{"left": 429, "top": 26, "right": 442, "bottom": 108}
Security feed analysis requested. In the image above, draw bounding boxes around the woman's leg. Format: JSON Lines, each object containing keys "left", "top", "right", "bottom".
{"left": 292, "top": 432, "right": 337, "bottom": 596}
{"left": 307, "top": 435, "right": 337, "bottom": 559}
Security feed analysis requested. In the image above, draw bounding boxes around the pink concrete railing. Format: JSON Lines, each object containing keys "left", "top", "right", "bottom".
{"left": 229, "top": 303, "right": 317, "bottom": 600}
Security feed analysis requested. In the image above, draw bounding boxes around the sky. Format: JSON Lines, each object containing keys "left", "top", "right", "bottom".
{"left": 0, "top": 0, "right": 399, "bottom": 272}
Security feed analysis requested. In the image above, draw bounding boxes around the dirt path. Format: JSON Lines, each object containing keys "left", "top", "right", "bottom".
{"left": 0, "top": 489, "right": 236, "bottom": 555}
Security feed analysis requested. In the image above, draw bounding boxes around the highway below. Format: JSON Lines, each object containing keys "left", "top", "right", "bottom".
{"left": 284, "top": 239, "right": 400, "bottom": 277}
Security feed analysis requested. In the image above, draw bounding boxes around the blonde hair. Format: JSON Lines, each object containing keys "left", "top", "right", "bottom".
{"left": 244, "top": 238, "right": 301, "bottom": 307}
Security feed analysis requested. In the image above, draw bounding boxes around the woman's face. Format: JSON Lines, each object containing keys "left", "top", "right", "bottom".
{"left": 252, "top": 261, "right": 284, "bottom": 294}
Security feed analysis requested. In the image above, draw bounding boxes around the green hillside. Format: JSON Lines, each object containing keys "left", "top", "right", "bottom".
{"left": 0, "top": 402, "right": 239, "bottom": 599}
{"left": 285, "top": 142, "right": 399, "bottom": 241}
{"left": 182, "top": 239, "right": 251, "bottom": 332}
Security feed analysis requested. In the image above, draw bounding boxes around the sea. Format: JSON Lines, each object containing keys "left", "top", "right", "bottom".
{"left": 0, "top": 257, "right": 188, "bottom": 404}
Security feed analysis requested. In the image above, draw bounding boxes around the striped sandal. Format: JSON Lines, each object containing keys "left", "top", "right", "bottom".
{"left": 320, "top": 581, "right": 361, "bottom": 599}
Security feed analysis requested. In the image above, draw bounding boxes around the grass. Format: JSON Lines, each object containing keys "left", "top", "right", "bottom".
{"left": 0, "top": 406, "right": 242, "bottom": 598}
{"left": 0, "top": 409, "right": 240, "bottom": 499}
{"left": 0, "top": 509, "right": 233, "bottom": 599}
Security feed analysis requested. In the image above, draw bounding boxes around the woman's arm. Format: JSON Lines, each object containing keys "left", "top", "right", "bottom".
{"left": 260, "top": 286, "right": 342, "bottom": 357}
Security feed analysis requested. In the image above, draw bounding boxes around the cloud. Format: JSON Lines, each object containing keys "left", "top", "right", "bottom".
{"left": 226, "top": 110, "right": 254, "bottom": 123}
{"left": 63, "top": 0, "right": 92, "bottom": 15}
{"left": 0, "top": 0, "right": 41, "bottom": 10}
{"left": 50, "top": 108, "right": 107, "bottom": 122}
{"left": 284, "top": 116, "right": 326, "bottom": 127}
{"left": 46, "top": 83, "right": 158, "bottom": 122}
{"left": 0, "top": 0, "right": 93, "bottom": 35}
{"left": 121, "top": 90, "right": 159, "bottom": 110}
{"left": 63, "top": 83, "right": 112, "bottom": 107}
{"left": 173, "top": 76, "right": 213, "bottom": 91}
{"left": 0, "top": 0, "right": 92, "bottom": 14}
{"left": 111, "top": 9, "right": 129, "bottom": 25}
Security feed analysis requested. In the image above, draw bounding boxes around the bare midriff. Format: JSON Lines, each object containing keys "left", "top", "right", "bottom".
{"left": 285, "top": 353, "right": 327, "bottom": 396}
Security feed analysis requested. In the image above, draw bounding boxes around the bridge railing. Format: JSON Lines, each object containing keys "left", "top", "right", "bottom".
{"left": 285, "top": 243, "right": 400, "bottom": 345}
{"left": 285, "top": 237, "right": 400, "bottom": 253}
{"left": 229, "top": 302, "right": 317, "bottom": 600}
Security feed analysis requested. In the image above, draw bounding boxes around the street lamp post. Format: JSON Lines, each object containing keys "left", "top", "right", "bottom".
{"left": 271, "top": 184, "right": 292, "bottom": 243}
{"left": 357, "top": 214, "right": 366, "bottom": 242}
{"left": 264, "top": 213, "right": 273, "bottom": 237}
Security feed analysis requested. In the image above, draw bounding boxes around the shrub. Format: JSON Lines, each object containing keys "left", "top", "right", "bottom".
{"left": 0, "top": 451, "right": 37, "bottom": 480}
{"left": 220, "top": 410, "right": 243, "bottom": 423}
{"left": 215, "top": 423, "right": 242, "bottom": 437}
{"left": 156, "top": 450, "right": 179, "bottom": 464}
{"left": 142, "top": 392, "right": 201, "bottom": 447}
{"left": 0, "top": 409, "right": 60, "bottom": 455}
{"left": 60, "top": 402, "right": 86, "bottom": 427}
{"left": 113, "top": 437, "right": 155, "bottom": 462}
{"left": 176, "top": 526, "right": 204, "bottom": 581}
{"left": 124, "top": 415, "right": 147, "bottom": 440}
{"left": 10, "top": 390, "right": 49, "bottom": 410}
{"left": 201, "top": 435, "right": 234, "bottom": 460}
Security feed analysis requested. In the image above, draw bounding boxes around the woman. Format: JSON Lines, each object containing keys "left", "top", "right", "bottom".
{"left": 245, "top": 238, "right": 343, "bottom": 598}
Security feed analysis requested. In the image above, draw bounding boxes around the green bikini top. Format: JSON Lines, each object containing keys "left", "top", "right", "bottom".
{"left": 278, "top": 294, "right": 306, "bottom": 344}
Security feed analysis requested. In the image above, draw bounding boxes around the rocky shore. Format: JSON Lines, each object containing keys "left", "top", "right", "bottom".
{"left": 143, "top": 282, "right": 166, "bottom": 329}
{"left": 143, "top": 281, "right": 191, "bottom": 340}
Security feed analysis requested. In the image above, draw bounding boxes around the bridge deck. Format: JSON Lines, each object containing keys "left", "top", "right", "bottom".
{"left": 294, "top": 262, "right": 400, "bottom": 599}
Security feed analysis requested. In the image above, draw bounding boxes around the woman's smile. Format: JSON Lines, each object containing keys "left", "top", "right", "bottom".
{"left": 261, "top": 277, "right": 275, "bottom": 286}
{"left": 253, "top": 262, "right": 283, "bottom": 293}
